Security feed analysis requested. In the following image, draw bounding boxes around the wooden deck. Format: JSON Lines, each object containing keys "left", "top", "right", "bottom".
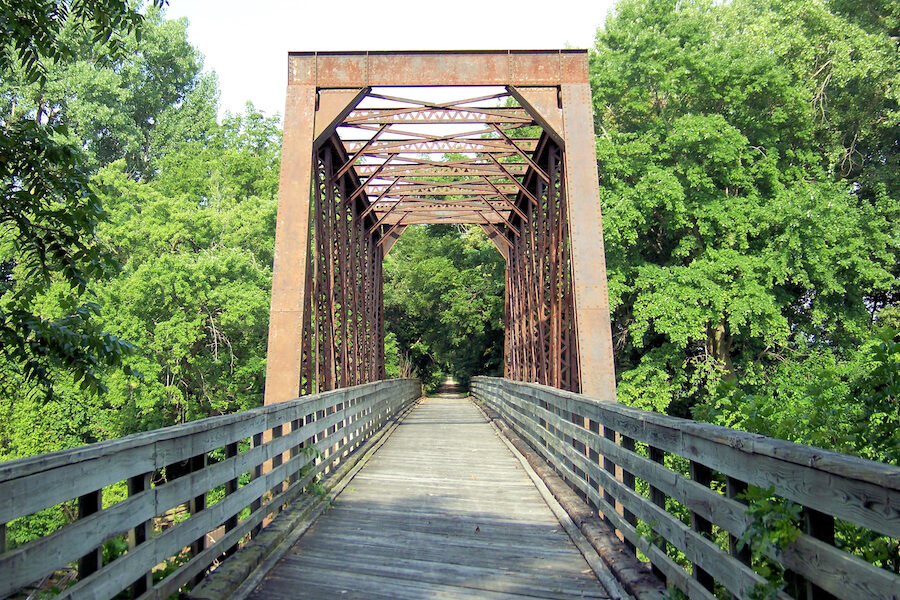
{"left": 246, "top": 394, "right": 614, "bottom": 599}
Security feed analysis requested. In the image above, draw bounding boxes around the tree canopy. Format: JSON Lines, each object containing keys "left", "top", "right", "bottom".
{"left": 592, "top": 0, "right": 898, "bottom": 433}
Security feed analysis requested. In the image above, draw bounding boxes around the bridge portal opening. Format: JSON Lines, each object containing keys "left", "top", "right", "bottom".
{"left": 264, "top": 51, "right": 616, "bottom": 405}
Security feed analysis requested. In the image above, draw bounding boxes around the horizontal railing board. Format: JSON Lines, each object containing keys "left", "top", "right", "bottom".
{"left": 1, "top": 379, "right": 420, "bottom": 600}
{"left": 480, "top": 387, "right": 788, "bottom": 600}
{"left": 472, "top": 377, "right": 900, "bottom": 600}
{"left": 480, "top": 379, "right": 900, "bottom": 539}
{"left": 62, "top": 388, "right": 417, "bottom": 600}
{"left": 0, "top": 393, "right": 395, "bottom": 592}
{"left": 495, "top": 390, "right": 770, "bottom": 600}
{"left": 0, "top": 381, "right": 391, "bottom": 482}
{"left": 490, "top": 382, "right": 900, "bottom": 599}
{"left": 0, "top": 381, "right": 411, "bottom": 523}
{"left": 515, "top": 379, "right": 900, "bottom": 491}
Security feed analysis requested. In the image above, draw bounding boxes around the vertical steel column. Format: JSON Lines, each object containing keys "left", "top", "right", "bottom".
{"left": 561, "top": 75, "right": 617, "bottom": 400}
{"left": 263, "top": 85, "right": 317, "bottom": 406}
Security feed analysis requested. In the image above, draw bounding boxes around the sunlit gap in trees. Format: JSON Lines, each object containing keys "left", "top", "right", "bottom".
{"left": 382, "top": 224, "right": 506, "bottom": 393}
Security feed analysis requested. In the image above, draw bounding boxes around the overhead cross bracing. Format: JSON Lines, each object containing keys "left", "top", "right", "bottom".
{"left": 332, "top": 88, "right": 540, "bottom": 233}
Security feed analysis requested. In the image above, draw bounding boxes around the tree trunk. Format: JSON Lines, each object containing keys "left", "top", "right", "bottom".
{"left": 706, "top": 320, "right": 736, "bottom": 382}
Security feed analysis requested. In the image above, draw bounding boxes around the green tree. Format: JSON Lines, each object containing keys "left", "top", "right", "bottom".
{"left": 592, "top": 0, "right": 898, "bottom": 420}
{"left": 0, "top": 1, "right": 172, "bottom": 398}
{"left": 383, "top": 225, "right": 505, "bottom": 390}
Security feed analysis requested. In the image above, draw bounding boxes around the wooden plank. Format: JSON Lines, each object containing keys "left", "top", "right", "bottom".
{"left": 1, "top": 381, "right": 420, "bottom": 600}
{"left": 0, "top": 380, "right": 420, "bottom": 525}
{"left": 246, "top": 397, "right": 612, "bottom": 600}
{"left": 60, "top": 399, "right": 411, "bottom": 600}
{"left": 128, "top": 472, "right": 152, "bottom": 597}
{"left": 0, "top": 379, "right": 413, "bottom": 481}
{"left": 535, "top": 426, "right": 775, "bottom": 600}
{"left": 77, "top": 490, "right": 102, "bottom": 580}
{"left": 488, "top": 388, "right": 775, "bottom": 599}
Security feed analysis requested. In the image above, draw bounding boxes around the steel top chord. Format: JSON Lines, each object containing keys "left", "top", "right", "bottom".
{"left": 288, "top": 50, "right": 589, "bottom": 87}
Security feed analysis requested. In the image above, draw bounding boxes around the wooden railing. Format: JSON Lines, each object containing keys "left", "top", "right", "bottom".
{"left": 0, "top": 379, "right": 421, "bottom": 600}
{"left": 471, "top": 376, "right": 900, "bottom": 600}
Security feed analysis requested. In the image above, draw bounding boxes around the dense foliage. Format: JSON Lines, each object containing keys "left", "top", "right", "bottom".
{"left": 593, "top": 0, "right": 898, "bottom": 458}
{"left": 0, "top": 5, "right": 279, "bottom": 461}
{"left": 383, "top": 225, "right": 506, "bottom": 391}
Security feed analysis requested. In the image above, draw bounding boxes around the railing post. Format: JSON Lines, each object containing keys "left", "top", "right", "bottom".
{"left": 602, "top": 426, "right": 617, "bottom": 520}
{"left": 289, "top": 417, "right": 304, "bottom": 485}
{"left": 620, "top": 435, "right": 637, "bottom": 554}
{"left": 0, "top": 523, "right": 6, "bottom": 555}
{"left": 128, "top": 473, "right": 153, "bottom": 597}
{"left": 571, "top": 410, "right": 588, "bottom": 504}
{"left": 587, "top": 418, "right": 601, "bottom": 508}
{"left": 77, "top": 489, "right": 103, "bottom": 579}
{"left": 726, "top": 476, "right": 751, "bottom": 600}
{"left": 270, "top": 424, "right": 284, "bottom": 501}
{"left": 189, "top": 453, "right": 207, "bottom": 585}
{"left": 803, "top": 508, "right": 837, "bottom": 600}
{"left": 250, "top": 432, "right": 264, "bottom": 537}
{"left": 647, "top": 446, "right": 667, "bottom": 584}
{"left": 689, "top": 460, "right": 715, "bottom": 592}
{"left": 224, "top": 442, "right": 240, "bottom": 558}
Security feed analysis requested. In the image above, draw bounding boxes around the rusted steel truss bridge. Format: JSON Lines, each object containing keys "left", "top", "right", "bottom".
{"left": 1, "top": 52, "right": 898, "bottom": 600}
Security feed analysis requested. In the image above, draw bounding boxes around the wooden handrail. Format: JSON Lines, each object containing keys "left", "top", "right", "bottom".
{"left": 0, "top": 379, "right": 421, "bottom": 600}
{"left": 471, "top": 377, "right": 900, "bottom": 600}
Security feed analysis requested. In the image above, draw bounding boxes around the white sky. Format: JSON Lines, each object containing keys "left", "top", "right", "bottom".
{"left": 162, "top": 0, "right": 618, "bottom": 119}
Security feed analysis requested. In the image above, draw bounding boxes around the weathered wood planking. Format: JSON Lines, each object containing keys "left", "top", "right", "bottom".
{"left": 0, "top": 379, "right": 421, "bottom": 600}
{"left": 246, "top": 396, "right": 614, "bottom": 600}
{"left": 472, "top": 377, "right": 900, "bottom": 600}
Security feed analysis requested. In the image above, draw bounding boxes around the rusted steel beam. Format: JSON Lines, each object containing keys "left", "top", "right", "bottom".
{"left": 360, "top": 177, "right": 400, "bottom": 219}
{"left": 486, "top": 154, "right": 540, "bottom": 206}
{"left": 347, "top": 155, "right": 393, "bottom": 203}
{"left": 356, "top": 164, "right": 528, "bottom": 177}
{"left": 366, "top": 90, "right": 509, "bottom": 108}
{"left": 288, "top": 50, "right": 590, "bottom": 87}
{"left": 333, "top": 124, "right": 388, "bottom": 181}
{"left": 380, "top": 224, "right": 407, "bottom": 255}
{"left": 507, "top": 86, "right": 565, "bottom": 148}
{"left": 314, "top": 88, "right": 369, "bottom": 146}
{"left": 301, "top": 135, "right": 388, "bottom": 393}
{"left": 264, "top": 84, "right": 316, "bottom": 407}
{"left": 371, "top": 197, "right": 514, "bottom": 209}
{"left": 365, "top": 183, "right": 520, "bottom": 196}
{"left": 479, "top": 222, "right": 512, "bottom": 259}
{"left": 344, "top": 107, "right": 533, "bottom": 125}
{"left": 268, "top": 50, "right": 613, "bottom": 407}
{"left": 373, "top": 212, "right": 511, "bottom": 225}
{"left": 343, "top": 139, "right": 539, "bottom": 154}
{"left": 561, "top": 81, "right": 615, "bottom": 399}
{"left": 376, "top": 216, "right": 407, "bottom": 249}
{"left": 490, "top": 124, "right": 550, "bottom": 183}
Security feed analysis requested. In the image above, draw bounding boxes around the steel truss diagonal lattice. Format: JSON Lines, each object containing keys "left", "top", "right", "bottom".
{"left": 264, "top": 51, "right": 616, "bottom": 405}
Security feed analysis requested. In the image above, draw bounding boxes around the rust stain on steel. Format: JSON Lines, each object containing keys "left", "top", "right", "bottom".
{"left": 267, "top": 49, "right": 615, "bottom": 403}
{"left": 508, "top": 86, "right": 565, "bottom": 148}
{"left": 313, "top": 88, "right": 368, "bottom": 146}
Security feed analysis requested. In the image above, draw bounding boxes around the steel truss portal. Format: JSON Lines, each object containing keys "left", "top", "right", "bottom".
{"left": 265, "top": 50, "right": 616, "bottom": 403}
